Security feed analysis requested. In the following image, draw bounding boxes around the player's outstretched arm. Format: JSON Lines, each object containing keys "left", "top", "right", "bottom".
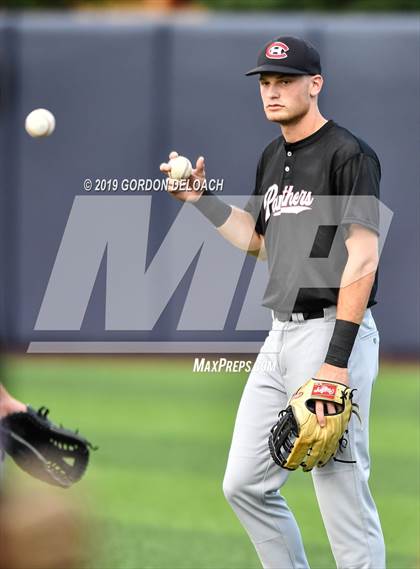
{"left": 160, "top": 151, "right": 266, "bottom": 259}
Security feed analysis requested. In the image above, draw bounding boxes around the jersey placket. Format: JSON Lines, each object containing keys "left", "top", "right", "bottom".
{"left": 283, "top": 145, "right": 294, "bottom": 185}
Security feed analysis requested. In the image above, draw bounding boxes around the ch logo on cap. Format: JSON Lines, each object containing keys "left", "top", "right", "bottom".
{"left": 266, "top": 41, "right": 289, "bottom": 60}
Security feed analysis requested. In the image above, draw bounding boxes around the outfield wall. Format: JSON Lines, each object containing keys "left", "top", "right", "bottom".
{"left": 0, "top": 12, "right": 418, "bottom": 354}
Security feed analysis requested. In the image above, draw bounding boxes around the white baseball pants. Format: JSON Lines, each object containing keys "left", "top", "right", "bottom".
{"left": 223, "top": 306, "right": 385, "bottom": 569}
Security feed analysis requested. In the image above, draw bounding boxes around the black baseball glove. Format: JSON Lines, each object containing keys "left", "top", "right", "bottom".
{"left": 0, "top": 406, "right": 96, "bottom": 488}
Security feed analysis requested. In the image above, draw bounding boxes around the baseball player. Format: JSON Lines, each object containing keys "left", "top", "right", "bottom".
{"left": 161, "top": 35, "right": 385, "bottom": 568}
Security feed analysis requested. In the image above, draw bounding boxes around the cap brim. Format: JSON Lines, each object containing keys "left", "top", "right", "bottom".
{"left": 245, "top": 64, "right": 308, "bottom": 76}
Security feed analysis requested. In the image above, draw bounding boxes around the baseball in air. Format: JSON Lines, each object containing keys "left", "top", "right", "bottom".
{"left": 25, "top": 108, "right": 56, "bottom": 138}
{"left": 168, "top": 156, "right": 193, "bottom": 180}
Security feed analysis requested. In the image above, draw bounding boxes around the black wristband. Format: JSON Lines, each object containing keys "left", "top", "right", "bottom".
{"left": 325, "top": 319, "right": 360, "bottom": 368}
{"left": 192, "top": 189, "right": 232, "bottom": 228}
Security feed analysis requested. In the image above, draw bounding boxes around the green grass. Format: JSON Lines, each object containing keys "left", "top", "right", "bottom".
{"left": 3, "top": 357, "right": 419, "bottom": 569}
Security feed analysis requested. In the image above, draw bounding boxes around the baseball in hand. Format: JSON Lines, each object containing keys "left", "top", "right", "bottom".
{"left": 25, "top": 108, "right": 56, "bottom": 138}
{"left": 168, "top": 156, "right": 192, "bottom": 180}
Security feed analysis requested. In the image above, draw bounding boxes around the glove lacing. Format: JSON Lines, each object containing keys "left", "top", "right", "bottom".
{"left": 333, "top": 388, "right": 361, "bottom": 464}
{"left": 36, "top": 407, "right": 98, "bottom": 451}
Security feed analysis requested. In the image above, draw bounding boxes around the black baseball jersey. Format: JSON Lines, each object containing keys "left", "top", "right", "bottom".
{"left": 245, "top": 120, "right": 380, "bottom": 313}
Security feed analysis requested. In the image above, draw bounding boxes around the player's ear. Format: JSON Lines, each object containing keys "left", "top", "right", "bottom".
{"left": 309, "top": 74, "right": 323, "bottom": 97}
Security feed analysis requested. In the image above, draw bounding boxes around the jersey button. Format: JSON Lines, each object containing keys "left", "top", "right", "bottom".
{"left": 287, "top": 151, "right": 292, "bottom": 157}
{"left": 285, "top": 166, "right": 290, "bottom": 172}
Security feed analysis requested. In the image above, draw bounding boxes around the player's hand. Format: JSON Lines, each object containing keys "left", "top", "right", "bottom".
{"left": 313, "top": 363, "right": 349, "bottom": 428}
{"left": 0, "top": 384, "right": 27, "bottom": 419}
{"left": 160, "top": 151, "right": 206, "bottom": 202}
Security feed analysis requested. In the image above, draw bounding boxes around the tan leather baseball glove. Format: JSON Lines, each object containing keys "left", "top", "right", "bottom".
{"left": 268, "top": 378, "right": 357, "bottom": 472}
